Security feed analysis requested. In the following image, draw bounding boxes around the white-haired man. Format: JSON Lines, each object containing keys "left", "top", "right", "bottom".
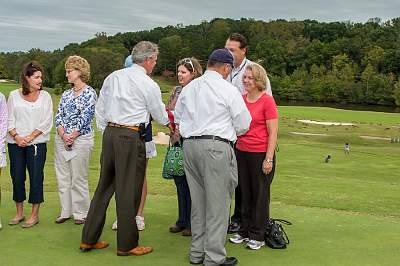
{"left": 80, "top": 41, "right": 169, "bottom": 256}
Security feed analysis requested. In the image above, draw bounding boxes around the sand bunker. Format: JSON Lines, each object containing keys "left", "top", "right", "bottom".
{"left": 290, "top": 132, "right": 330, "bottom": 136}
{"left": 298, "top": 120, "right": 355, "bottom": 126}
{"left": 360, "top": 135, "right": 391, "bottom": 141}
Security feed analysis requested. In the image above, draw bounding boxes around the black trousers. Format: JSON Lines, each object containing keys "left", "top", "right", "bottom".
{"left": 236, "top": 149, "right": 275, "bottom": 241}
{"left": 8, "top": 143, "right": 47, "bottom": 204}
{"left": 81, "top": 126, "right": 146, "bottom": 251}
{"left": 230, "top": 185, "right": 242, "bottom": 223}
{"left": 173, "top": 174, "right": 191, "bottom": 229}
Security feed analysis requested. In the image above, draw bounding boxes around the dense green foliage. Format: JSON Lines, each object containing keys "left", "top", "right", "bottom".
{"left": 1, "top": 82, "right": 400, "bottom": 265}
{"left": 1, "top": 18, "right": 400, "bottom": 106}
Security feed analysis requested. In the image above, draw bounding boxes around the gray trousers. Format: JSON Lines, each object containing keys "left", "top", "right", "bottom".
{"left": 183, "top": 139, "right": 238, "bottom": 266}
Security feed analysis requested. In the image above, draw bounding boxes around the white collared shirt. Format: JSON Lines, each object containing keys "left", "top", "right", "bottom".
{"left": 228, "top": 58, "right": 272, "bottom": 96}
{"left": 175, "top": 70, "right": 251, "bottom": 141}
{"left": 7, "top": 89, "right": 53, "bottom": 144}
{"left": 95, "top": 64, "right": 169, "bottom": 131}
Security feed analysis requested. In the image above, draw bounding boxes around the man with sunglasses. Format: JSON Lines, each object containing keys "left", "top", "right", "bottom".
{"left": 225, "top": 33, "right": 273, "bottom": 234}
{"left": 80, "top": 41, "right": 169, "bottom": 256}
{"left": 175, "top": 48, "right": 251, "bottom": 266}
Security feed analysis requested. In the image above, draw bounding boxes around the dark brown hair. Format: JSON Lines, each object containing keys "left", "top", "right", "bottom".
{"left": 20, "top": 61, "right": 44, "bottom": 95}
{"left": 228, "top": 33, "right": 247, "bottom": 49}
{"left": 176, "top": 57, "right": 203, "bottom": 79}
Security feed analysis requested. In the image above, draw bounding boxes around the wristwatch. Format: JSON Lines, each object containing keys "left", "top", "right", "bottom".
{"left": 264, "top": 158, "right": 273, "bottom": 163}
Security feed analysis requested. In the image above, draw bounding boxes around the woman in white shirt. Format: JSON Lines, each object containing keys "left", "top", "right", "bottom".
{"left": 7, "top": 61, "right": 53, "bottom": 228}
{"left": 0, "top": 92, "right": 7, "bottom": 230}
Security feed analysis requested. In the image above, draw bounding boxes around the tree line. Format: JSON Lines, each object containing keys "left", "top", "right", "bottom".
{"left": 1, "top": 17, "right": 400, "bottom": 106}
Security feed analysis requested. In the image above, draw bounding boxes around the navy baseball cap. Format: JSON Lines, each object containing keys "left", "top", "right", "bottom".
{"left": 208, "top": 48, "right": 234, "bottom": 66}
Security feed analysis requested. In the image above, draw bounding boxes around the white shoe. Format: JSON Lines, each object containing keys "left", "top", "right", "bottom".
{"left": 229, "top": 234, "right": 249, "bottom": 244}
{"left": 136, "top": 215, "right": 145, "bottom": 231}
{"left": 112, "top": 220, "right": 118, "bottom": 230}
{"left": 0, "top": 217, "right": 2, "bottom": 230}
{"left": 246, "top": 239, "right": 265, "bottom": 250}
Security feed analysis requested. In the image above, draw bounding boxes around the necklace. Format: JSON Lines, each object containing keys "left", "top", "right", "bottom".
{"left": 73, "top": 85, "right": 86, "bottom": 92}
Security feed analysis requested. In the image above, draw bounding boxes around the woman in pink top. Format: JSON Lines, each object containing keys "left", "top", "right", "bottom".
{"left": 229, "top": 63, "right": 278, "bottom": 250}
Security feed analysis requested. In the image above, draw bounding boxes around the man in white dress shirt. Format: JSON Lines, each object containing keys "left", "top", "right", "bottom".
{"left": 80, "top": 41, "right": 169, "bottom": 256}
{"left": 225, "top": 33, "right": 273, "bottom": 234}
{"left": 175, "top": 49, "right": 251, "bottom": 266}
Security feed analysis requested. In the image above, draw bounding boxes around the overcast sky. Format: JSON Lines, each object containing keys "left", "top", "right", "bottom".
{"left": 0, "top": 0, "right": 399, "bottom": 52}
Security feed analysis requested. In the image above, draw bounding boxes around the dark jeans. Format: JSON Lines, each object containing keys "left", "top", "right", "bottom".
{"left": 82, "top": 126, "right": 146, "bottom": 251}
{"left": 173, "top": 174, "right": 191, "bottom": 229}
{"left": 236, "top": 149, "right": 275, "bottom": 241}
{"left": 8, "top": 143, "right": 47, "bottom": 204}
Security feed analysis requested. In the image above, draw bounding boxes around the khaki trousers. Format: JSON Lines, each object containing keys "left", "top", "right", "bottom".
{"left": 55, "top": 135, "right": 93, "bottom": 220}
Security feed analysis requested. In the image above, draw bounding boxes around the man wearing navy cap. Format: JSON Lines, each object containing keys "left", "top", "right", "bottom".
{"left": 175, "top": 49, "right": 251, "bottom": 266}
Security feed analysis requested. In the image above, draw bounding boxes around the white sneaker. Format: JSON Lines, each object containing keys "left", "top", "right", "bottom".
{"left": 229, "top": 234, "right": 249, "bottom": 244}
{"left": 246, "top": 239, "right": 265, "bottom": 250}
{"left": 112, "top": 220, "right": 118, "bottom": 230}
{"left": 136, "top": 215, "right": 145, "bottom": 231}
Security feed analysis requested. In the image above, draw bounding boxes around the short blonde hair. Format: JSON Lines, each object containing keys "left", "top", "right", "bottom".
{"left": 65, "top": 55, "right": 91, "bottom": 83}
{"left": 245, "top": 63, "right": 267, "bottom": 91}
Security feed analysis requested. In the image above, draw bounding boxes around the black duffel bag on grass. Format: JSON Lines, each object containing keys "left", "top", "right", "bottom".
{"left": 265, "top": 218, "right": 292, "bottom": 249}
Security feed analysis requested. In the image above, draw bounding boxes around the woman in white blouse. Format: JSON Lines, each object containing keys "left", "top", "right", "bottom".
{"left": 7, "top": 61, "right": 53, "bottom": 228}
{"left": 0, "top": 92, "right": 7, "bottom": 230}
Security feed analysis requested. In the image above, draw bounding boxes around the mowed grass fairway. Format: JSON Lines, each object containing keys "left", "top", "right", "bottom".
{"left": 1, "top": 81, "right": 400, "bottom": 266}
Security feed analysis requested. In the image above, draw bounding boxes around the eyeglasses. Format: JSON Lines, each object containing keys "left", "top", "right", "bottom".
{"left": 179, "top": 58, "right": 194, "bottom": 72}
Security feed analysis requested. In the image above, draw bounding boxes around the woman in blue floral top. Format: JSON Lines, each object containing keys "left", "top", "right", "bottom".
{"left": 54, "top": 55, "right": 97, "bottom": 225}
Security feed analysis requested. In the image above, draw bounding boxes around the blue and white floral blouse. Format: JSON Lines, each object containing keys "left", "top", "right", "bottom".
{"left": 55, "top": 86, "right": 97, "bottom": 136}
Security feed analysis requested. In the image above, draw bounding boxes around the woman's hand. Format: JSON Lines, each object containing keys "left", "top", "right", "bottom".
{"left": 23, "top": 134, "right": 35, "bottom": 144}
{"left": 15, "top": 135, "right": 27, "bottom": 147}
{"left": 62, "top": 133, "right": 74, "bottom": 146}
{"left": 169, "top": 128, "right": 181, "bottom": 145}
{"left": 262, "top": 160, "right": 273, "bottom": 175}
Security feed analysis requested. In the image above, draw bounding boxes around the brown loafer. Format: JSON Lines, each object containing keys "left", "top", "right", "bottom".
{"left": 169, "top": 224, "right": 184, "bottom": 233}
{"left": 79, "top": 241, "right": 109, "bottom": 252}
{"left": 9, "top": 216, "right": 25, "bottom": 226}
{"left": 21, "top": 219, "right": 39, "bottom": 228}
{"left": 182, "top": 228, "right": 192, "bottom": 236}
{"left": 74, "top": 218, "right": 86, "bottom": 225}
{"left": 117, "top": 246, "right": 153, "bottom": 256}
{"left": 55, "top": 216, "right": 71, "bottom": 224}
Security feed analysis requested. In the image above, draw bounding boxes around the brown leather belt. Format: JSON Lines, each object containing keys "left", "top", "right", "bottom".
{"left": 107, "top": 122, "right": 139, "bottom": 132}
